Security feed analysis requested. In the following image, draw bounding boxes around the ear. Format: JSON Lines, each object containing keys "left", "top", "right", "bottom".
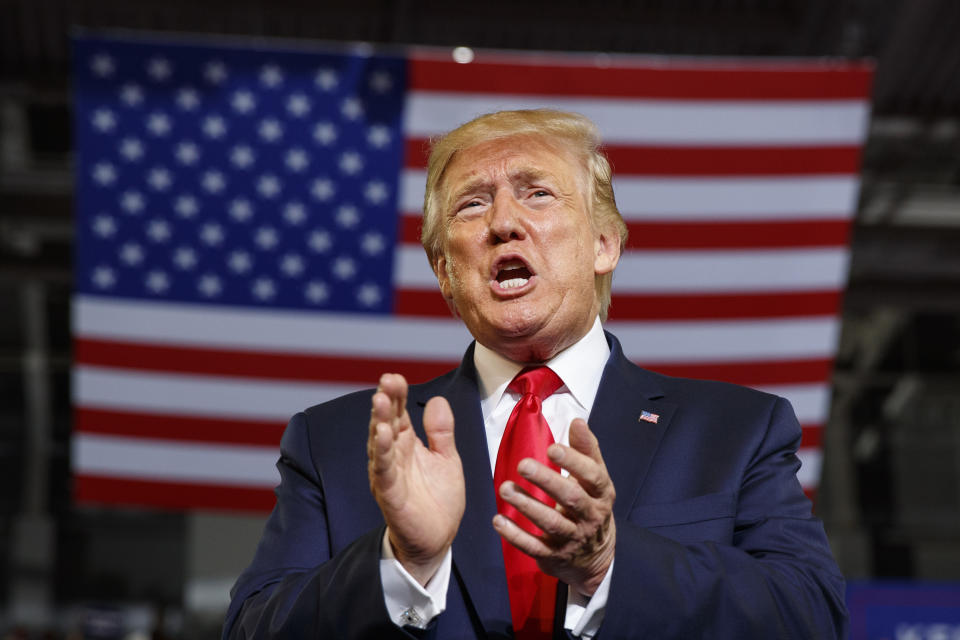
{"left": 593, "top": 228, "right": 620, "bottom": 276}
{"left": 433, "top": 254, "right": 456, "bottom": 304}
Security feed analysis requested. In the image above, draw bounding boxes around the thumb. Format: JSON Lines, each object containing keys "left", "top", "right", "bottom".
{"left": 423, "top": 396, "right": 457, "bottom": 458}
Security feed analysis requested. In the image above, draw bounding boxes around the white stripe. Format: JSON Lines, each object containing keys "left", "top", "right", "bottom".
{"left": 797, "top": 447, "right": 823, "bottom": 489}
{"left": 755, "top": 383, "right": 830, "bottom": 425}
{"left": 400, "top": 170, "right": 860, "bottom": 219}
{"left": 405, "top": 93, "right": 870, "bottom": 145}
{"left": 396, "top": 245, "right": 850, "bottom": 293}
{"left": 74, "top": 365, "right": 364, "bottom": 421}
{"left": 75, "top": 296, "right": 839, "bottom": 362}
{"left": 73, "top": 433, "right": 281, "bottom": 487}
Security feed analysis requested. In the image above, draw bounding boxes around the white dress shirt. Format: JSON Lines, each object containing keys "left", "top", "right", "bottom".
{"left": 381, "top": 317, "right": 613, "bottom": 637}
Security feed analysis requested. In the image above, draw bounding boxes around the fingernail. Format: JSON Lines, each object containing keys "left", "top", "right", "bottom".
{"left": 548, "top": 444, "right": 564, "bottom": 461}
{"left": 499, "top": 482, "right": 513, "bottom": 498}
{"left": 518, "top": 460, "right": 535, "bottom": 477}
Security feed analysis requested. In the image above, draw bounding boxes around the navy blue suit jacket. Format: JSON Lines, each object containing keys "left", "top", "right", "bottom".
{"left": 224, "top": 333, "right": 847, "bottom": 639}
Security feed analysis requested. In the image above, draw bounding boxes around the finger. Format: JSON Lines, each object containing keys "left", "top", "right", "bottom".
{"left": 379, "top": 373, "right": 409, "bottom": 423}
{"left": 498, "top": 480, "right": 577, "bottom": 540}
{"left": 517, "top": 458, "right": 595, "bottom": 521}
{"left": 369, "top": 421, "right": 398, "bottom": 482}
{"left": 548, "top": 422, "right": 613, "bottom": 499}
{"left": 492, "top": 513, "right": 553, "bottom": 559}
{"left": 423, "top": 396, "right": 458, "bottom": 458}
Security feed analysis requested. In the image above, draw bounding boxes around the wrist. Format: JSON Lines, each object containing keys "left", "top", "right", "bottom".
{"left": 387, "top": 528, "right": 449, "bottom": 586}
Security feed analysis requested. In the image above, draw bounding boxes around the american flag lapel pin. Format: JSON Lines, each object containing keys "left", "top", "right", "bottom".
{"left": 639, "top": 410, "right": 660, "bottom": 424}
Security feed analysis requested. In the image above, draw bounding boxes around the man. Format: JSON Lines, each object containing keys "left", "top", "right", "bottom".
{"left": 224, "top": 110, "right": 848, "bottom": 639}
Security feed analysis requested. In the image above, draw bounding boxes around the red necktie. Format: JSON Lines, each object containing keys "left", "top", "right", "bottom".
{"left": 494, "top": 367, "right": 564, "bottom": 639}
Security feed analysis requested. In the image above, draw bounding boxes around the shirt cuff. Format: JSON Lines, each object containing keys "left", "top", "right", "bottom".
{"left": 564, "top": 559, "right": 613, "bottom": 639}
{"left": 380, "top": 529, "right": 452, "bottom": 629}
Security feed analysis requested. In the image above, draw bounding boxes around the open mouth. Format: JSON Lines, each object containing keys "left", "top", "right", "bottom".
{"left": 494, "top": 258, "right": 534, "bottom": 290}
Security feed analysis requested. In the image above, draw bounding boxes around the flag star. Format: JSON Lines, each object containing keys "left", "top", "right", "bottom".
{"left": 146, "top": 112, "right": 172, "bottom": 137}
{"left": 202, "top": 115, "right": 227, "bottom": 139}
{"left": 119, "top": 242, "right": 145, "bottom": 266}
{"left": 90, "top": 53, "right": 115, "bottom": 77}
{"left": 176, "top": 87, "right": 200, "bottom": 111}
{"left": 364, "top": 180, "right": 389, "bottom": 205}
{"left": 92, "top": 162, "right": 117, "bottom": 186}
{"left": 252, "top": 277, "right": 277, "bottom": 301}
{"left": 231, "top": 90, "right": 257, "bottom": 114}
{"left": 332, "top": 256, "right": 357, "bottom": 280}
{"left": 304, "top": 280, "right": 329, "bottom": 304}
{"left": 119, "top": 84, "right": 144, "bottom": 107}
{"left": 119, "top": 137, "right": 145, "bottom": 161}
{"left": 146, "top": 57, "right": 173, "bottom": 81}
{"left": 341, "top": 97, "right": 364, "bottom": 121}
{"left": 335, "top": 204, "right": 361, "bottom": 228}
{"left": 174, "top": 195, "right": 199, "bottom": 218}
{"left": 286, "top": 93, "right": 311, "bottom": 118}
{"left": 360, "top": 231, "right": 386, "bottom": 255}
{"left": 201, "top": 170, "right": 226, "bottom": 194}
{"left": 173, "top": 246, "right": 197, "bottom": 270}
{"left": 91, "top": 108, "right": 116, "bottom": 133}
{"left": 257, "top": 174, "right": 282, "bottom": 198}
{"left": 197, "top": 273, "right": 223, "bottom": 297}
{"left": 119, "top": 190, "right": 145, "bottom": 214}
{"left": 204, "top": 60, "right": 228, "bottom": 85}
{"left": 200, "top": 223, "right": 225, "bottom": 246}
{"left": 284, "top": 148, "right": 310, "bottom": 172}
{"left": 227, "top": 250, "right": 253, "bottom": 274}
{"left": 229, "top": 198, "right": 255, "bottom": 222}
{"left": 91, "top": 266, "right": 116, "bottom": 289}
{"left": 338, "top": 151, "right": 364, "bottom": 175}
{"left": 312, "top": 121, "right": 337, "bottom": 146}
{"left": 146, "top": 219, "right": 172, "bottom": 243}
{"left": 283, "top": 201, "right": 307, "bottom": 225}
{"left": 368, "top": 71, "right": 393, "bottom": 93}
{"left": 314, "top": 68, "right": 339, "bottom": 91}
{"left": 367, "top": 125, "right": 391, "bottom": 149}
{"left": 310, "top": 178, "right": 335, "bottom": 201}
{"left": 144, "top": 270, "right": 170, "bottom": 294}
{"left": 357, "top": 283, "right": 382, "bottom": 307}
{"left": 147, "top": 167, "right": 173, "bottom": 191}
{"left": 259, "top": 64, "right": 284, "bottom": 88}
{"left": 254, "top": 226, "right": 279, "bottom": 250}
{"left": 308, "top": 229, "right": 332, "bottom": 253}
{"left": 279, "top": 253, "right": 305, "bottom": 277}
{"left": 229, "top": 145, "right": 256, "bottom": 169}
{"left": 175, "top": 141, "right": 200, "bottom": 165}
{"left": 92, "top": 214, "right": 117, "bottom": 237}
{"left": 258, "top": 118, "right": 284, "bottom": 143}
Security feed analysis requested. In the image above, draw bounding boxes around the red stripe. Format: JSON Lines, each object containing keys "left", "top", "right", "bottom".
{"left": 405, "top": 139, "right": 862, "bottom": 175}
{"left": 643, "top": 359, "right": 832, "bottom": 386}
{"left": 409, "top": 57, "right": 873, "bottom": 99}
{"left": 74, "top": 475, "right": 275, "bottom": 512}
{"left": 75, "top": 407, "right": 284, "bottom": 446}
{"left": 802, "top": 425, "right": 823, "bottom": 449}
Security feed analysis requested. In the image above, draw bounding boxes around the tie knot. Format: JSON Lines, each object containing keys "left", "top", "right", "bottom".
{"left": 509, "top": 366, "right": 563, "bottom": 401}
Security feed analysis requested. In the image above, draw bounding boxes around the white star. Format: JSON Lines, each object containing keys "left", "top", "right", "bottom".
{"left": 286, "top": 93, "right": 311, "bottom": 118}
{"left": 283, "top": 201, "right": 307, "bottom": 225}
{"left": 231, "top": 90, "right": 256, "bottom": 114}
{"left": 202, "top": 115, "right": 227, "bottom": 139}
{"left": 92, "top": 214, "right": 117, "bottom": 238}
{"left": 258, "top": 118, "right": 283, "bottom": 143}
{"left": 119, "top": 137, "right": 144, "bottom": 161}
{"left": 176, "top": 87, "right": 200, "bottom": 111}
{"left": 308, "top": 229, "right": 332, "bottom": 253}
{"left": 254, "top": 226, "right": 279, "bottom": 250}
{"left": 119, "top": 242, "right": 145, "bottom": 266}
{"left": 146, "top": 219, "right": 171, "bottom": 243}
{"left": 90, "top": 53, "right": 115, "bottom": 78}
{"left": 227, "top": 250, "right": 253, "bottom": 274}
{"left": 119, "top": 190, "right": 145, "bottom": 214}
{"left": 144, "top": 270, "right": 170, "bottom": 294}
{"left": 146, "top": 112, "right": 172, "bottom": 137}
{"left": 332, "top": 256, "right": 357, "bottom": 280}
{"left": 92, "top": 162, "right": 117, "bottom": 186}
{"left": 284, "top": 148, "right": 310, "bottom": 172}
{"left": 364, "top": 180, "right": 389, "bottom": 205}
{"left": 201, "top": 170, "right": 226, "bottom": 194}
{"left": 357, "top": 283, "right": 382, "bottom": 307}
{"left": 119, "top": 84, "right": 144, "bottom": 107}
{"left": 229, "top": 145, "right": 256, "bottom": 169}
{"left": 257, "top": 174, "right": 282, "bottom": 199}
{"left": 304, "top": 280, "right": 329, "bottom": 304}
{"left": 175, "top": 141, "right": 200, "bottom": 165}
{"left": 197, "top": 273, "right": 222, "bottom": 297}
{"left": 174, "top": 195, "right": 199, "bottom": 218}
{"left": 146, "top": 57, "right": 172, "bottom": 81}
{"left": 341, "top": 97, "right": 364, "bottom": 121}
{"left": 338, "top": 151, "right": 364, "bottom": 175}
{"left": 173, "top": 246, "right": 197, "bottom": 270}
{"left": 361, "top": 231, "right": 386, "bottom": 255}
{"left": 312, "top": 121, "right": 337, "bottom": 146}
{"left": 91, "top": 109, "right": 116, "bottom": 133}
{"left": 229, "top": 198, "right": 255, "bottom": 222}
{"left": 310, "top": 178, "right": 335, "bottom": 202}
{"left": 204, "top": 60, "right": 228, "bottom": 85}
{"left": 335, "top": 204, "right": 360, "bottom": 228}
{"left": 200, "top": 223, "right": 225, "bottom": 246}
{"left": 279, "top": 253, "right": 305, "bottom": 277}
{"left": 368, "top": 71, "right": 393, "bottom": 93}
{"left": 91, "top": 266, "right": 116, "bottom": 289}
{"left": 367, "top": 125, "right": 391, "bottom": 149}
{"left": 259, "top": 64, "right": 284, "bottom": 88}
{"left": 251, "top": 277, "right": 277, "bottom": 301}
{"left": 314, "top": 68, "right": 338, "bottom": 91}
{"left": 147, "top": 167, "right": 172, "bottom": 191}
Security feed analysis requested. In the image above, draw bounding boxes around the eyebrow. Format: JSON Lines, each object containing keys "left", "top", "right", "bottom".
{"left": 448, "top": 168, "right": 556, "bottom": 204}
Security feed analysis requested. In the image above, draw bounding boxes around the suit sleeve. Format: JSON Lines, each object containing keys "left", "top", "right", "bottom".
{"left": 222, "top": 412, "right": 426, "bottom": 640}
{"left": 599, "top": 397, "right": 848, "bottom": 639}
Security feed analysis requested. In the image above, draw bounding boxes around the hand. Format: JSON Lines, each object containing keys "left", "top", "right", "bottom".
{"left": 493, "top": 418, "right": 616, "bottom": 596}
{"left": 368, "top": 373, "right": 465, "bottom": 586}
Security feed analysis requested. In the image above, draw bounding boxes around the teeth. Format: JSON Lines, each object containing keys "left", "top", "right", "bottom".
{"left": 498, "top": 277, "right": 528, "bottom": 289}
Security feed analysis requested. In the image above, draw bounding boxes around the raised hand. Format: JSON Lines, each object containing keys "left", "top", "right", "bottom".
{"left": 368, "top": 373, "right": 466, "bottom": 586}
{"left": 492, "top": 418, "right": 616, "bottom": 596}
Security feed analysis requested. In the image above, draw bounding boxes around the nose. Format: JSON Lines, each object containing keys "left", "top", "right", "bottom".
{"left": 487, "top": 191, "right": 526, "bottom": 244}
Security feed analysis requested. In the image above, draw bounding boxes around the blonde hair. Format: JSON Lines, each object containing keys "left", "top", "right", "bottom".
{"left": 421, "top": 109, "right": 628, "bottom": 320}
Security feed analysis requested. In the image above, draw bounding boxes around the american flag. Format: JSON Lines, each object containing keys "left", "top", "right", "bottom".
{"left": 71, "top": 33, "right": 872, "bottom": 511}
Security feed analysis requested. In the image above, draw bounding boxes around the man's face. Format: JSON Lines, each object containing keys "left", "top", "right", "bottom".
{"left": 433, "top": 135, "right": 619, "bottom": 362}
